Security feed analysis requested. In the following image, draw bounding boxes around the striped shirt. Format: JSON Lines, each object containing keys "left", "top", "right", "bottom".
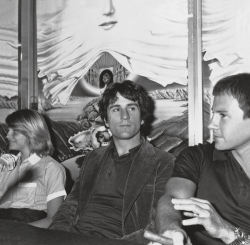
{"left": 0, "top": 153, "right": 66, "bottom": 211}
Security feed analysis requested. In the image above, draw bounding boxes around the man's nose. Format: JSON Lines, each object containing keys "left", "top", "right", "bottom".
{"left": 208, "top": 115, "right": 218, "bottom": 130}
{"left": 120, "top": 108, "right": 130, "bottom": 120}
{"left": 102, "top": 0, "right": 115, "bottom": 17}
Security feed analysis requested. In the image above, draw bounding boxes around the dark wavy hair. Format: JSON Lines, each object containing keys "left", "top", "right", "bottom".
{"left": 98, "top": 80, "right": 155, "bottom": 136}
{"left": 213, "top": 73, "right": 250, "bottom": 119}
{"left": 5, "top": 109, "right": 54, "bottom": 156}
{"left": 99, "top": 69, "right": 113, "bottom": 89}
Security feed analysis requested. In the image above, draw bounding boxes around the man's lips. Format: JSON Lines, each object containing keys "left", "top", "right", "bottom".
{"left": 213, "top": 133, "right": 222, "bottom": 138}
{"left": 213, "top": 135, "right": 222, "bottom": 141}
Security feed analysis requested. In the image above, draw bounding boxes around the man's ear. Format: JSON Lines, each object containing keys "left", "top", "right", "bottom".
{"left": 104, "top": 119, "right": 109, "bottom": 128}
{"left": 141, "top": 120, "right": 144, "bottom": 125}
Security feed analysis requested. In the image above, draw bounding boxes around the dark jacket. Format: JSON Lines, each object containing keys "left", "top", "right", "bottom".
{"left": 50, "top": 139, "right": 174, "bottom": 244}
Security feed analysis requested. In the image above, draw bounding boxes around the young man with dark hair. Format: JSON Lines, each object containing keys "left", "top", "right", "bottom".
{"left": 154, "top": 73, "right": 250, "bottom": 245}
{"left": 50, "top": 80, "right": 174, "bottom": 244}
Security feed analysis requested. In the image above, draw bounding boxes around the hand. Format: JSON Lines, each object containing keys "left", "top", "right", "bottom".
{"left": 172, "top": 197, "right": 234, "bottom": 242}
{"left": 0, "top": 154, "right": 18, "bottom": 171}
{"left": 146, "top": 229, "right": 191, "bottom": 245}
{"left": 144, "top": 230, "right": 173, "bottom": 245}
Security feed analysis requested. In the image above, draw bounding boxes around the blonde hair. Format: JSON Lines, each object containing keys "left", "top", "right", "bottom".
{"left": 6, "top": 109, "right": 54, "bottom": 156}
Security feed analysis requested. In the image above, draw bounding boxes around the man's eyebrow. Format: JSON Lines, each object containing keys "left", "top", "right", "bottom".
{"left": 109, "top": 103, "right": 138, "bottom": 108}
{"left": 211, "top": 108, "right": 228, "bottom": 113}
{"left": 108, "top": 104, "right": 120, "bottom": 109}
{"left": 127, "top": 103, "right": 139, "bottom": 107}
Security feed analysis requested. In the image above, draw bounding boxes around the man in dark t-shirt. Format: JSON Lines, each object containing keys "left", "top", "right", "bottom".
{"left": 154, "top": 73, "right": 250, "bottom": 245}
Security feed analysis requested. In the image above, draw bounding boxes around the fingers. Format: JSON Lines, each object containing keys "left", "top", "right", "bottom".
{"left": 144, "top": 230, "right": 172, "bottom": 245}
{"left": 172, "top": 198, "right": 211, "bottom": 217}
{"left": 148, "top": 242, "right": 161, "bottom": 245}
{"left": 172, "top": 198, "right": 225, "bottom": 239}
{"left": 162, "top": 230, "right": 185, "bottom": 245}
{"left": 172, "top": 198, "right": 212, "bottom": 227}
{"left": 171, "top": 197, "right": 220, "bottom": 233}
{"left": 173, "top": 203, "right": 210, "bottom": 218}
{"left": 144, "top": 230, "right": 185, "bottom": 245}
{"left": 182, "top": 217, "right": 200, "bottom": 226}
{"left": 172, "top": 198, "right": 210, "bottom": 207}
{"left": 189, "top": 197, "right": 210, "bottom": 204}
{"left": 183, "top": 211, "right": 199, "bottom": 217}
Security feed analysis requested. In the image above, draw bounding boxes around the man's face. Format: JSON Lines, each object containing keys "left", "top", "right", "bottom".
{"left": 208, "top": 93, "right": 250, "bottom": 151}
{"left": 105, "top": 92, "right": 142, "bottom": 141}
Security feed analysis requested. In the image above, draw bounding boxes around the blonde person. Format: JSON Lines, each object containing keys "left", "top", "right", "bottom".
{"left": 0, "top": 109, "right": 66, "bottom": 228}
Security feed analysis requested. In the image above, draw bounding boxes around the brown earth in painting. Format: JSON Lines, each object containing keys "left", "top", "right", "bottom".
{"left": 150, "top": 88, "right": 188, "bottom": 101}
{"left": 0, "top": 96, "right": 17, "bottom": 109}
{"left": 149, "top": 100, "right": 211, "bottom": 154}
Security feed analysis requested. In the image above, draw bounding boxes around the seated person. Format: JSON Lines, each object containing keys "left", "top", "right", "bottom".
{"left": 0, "top": 109, "right": 66, "bottom": 228}
{"left": 153, "top": 73, "right": 250, "bottom": 245}
{"left": 49, "top": 80, "right": 174, "bottom": 244}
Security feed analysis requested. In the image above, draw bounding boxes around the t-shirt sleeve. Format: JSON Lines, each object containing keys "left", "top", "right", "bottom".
{"left": 45, "top": 162, "right": 67, "bottom": 202}
{"left": 172, "top": 144, "right": 208, "bottom": 184}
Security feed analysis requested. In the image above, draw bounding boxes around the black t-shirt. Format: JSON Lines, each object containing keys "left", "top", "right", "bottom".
{"left": 172, "top": 143, "right": 250, "bottom": 245}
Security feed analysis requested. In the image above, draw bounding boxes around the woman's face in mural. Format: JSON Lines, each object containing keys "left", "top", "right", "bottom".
{"left": 102, "top": 73, "right": 111, "bottom": 84}
{"left": 74, "top": 0, "right": 163, "bottom": 35}
{"left": 98, "top": 0, "right": 117, "bottom": 30}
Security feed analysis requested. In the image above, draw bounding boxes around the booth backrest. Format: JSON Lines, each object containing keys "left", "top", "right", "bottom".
{"left": 0, "top": 120, "right": 83, "bottom": 162}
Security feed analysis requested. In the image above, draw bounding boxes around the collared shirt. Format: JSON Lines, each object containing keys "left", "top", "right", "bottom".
{"left": 172, "top": 143, "right": 250, "bottom": 245}
{"left": 0, "top": 153, "right": 66, "bottom": 211}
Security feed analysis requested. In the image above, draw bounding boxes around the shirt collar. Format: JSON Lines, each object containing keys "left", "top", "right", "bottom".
{"left": 21, "top": 153, "right": 41, "bottom": 166}
{"left": 109, "top": 137, "right": 145, "bottom": 159}
{"left": 212, "top": 147, "right": 231, "bottom": 161}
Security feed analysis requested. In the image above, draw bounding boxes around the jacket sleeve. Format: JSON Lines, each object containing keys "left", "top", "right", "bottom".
{"left": 122, "top": 151, "right": 175, "bottom": 244}
{"left": 49, "top": 158, "right": 87, "bottom": 231}
{"left": 154, "top": 151, "right": 175, "bottom": 206}
{"left": 147, "top": 151, "right": 175, "bottom": 234}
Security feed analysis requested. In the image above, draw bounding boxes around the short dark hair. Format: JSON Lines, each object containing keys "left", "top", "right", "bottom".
{"left": 5, "top": 109, "right": 54, "bottom": 156}
{"left": 99, "top": 69, "right": 113, "bottom": 89}
{"left": 98, "top": 80, "right": 155, "bottom": 136}
{"left": 213, "top": 73, "right": 250, "bottom": 119}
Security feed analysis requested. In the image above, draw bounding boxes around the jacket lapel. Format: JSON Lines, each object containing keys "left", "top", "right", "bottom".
{"left": 122, "top": 140, "right": 158, "bottom": 220}
{"left": 78, "top": 145, "right": 111, "bottom": 209}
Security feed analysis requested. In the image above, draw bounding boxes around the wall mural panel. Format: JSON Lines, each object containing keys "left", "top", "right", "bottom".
{"left": 36, "top": 0, "right": 189, "bottom": 154}
{"left": 0, "top": 0, "right": 18, "bottom": 122}
{"left": 1, "top": 1, "right": 249, "bottom": 152}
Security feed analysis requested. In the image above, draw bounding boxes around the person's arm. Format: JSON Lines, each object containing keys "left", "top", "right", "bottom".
{"left": 121, "top": 151, "right": 175, "bottom": 244}
{"left": 49, "top": 175, "right": 80, "bottom": 231}
{"left": 49, "top": 153, "right": 90, "bottom": 231}
{"left": 159, "top": 185, "right": 249, "bottom": 244}
{"left": 29, "top": 196, "right": 64, "bottom": 228}
{"left": 29, "top": 159, "right": 67, "bottom": 228}
{"left": 155, "top": 177, "right": 196, "bottom": 245}
{"left": 172, "top": 197, "right": 244, "bottom": 244}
